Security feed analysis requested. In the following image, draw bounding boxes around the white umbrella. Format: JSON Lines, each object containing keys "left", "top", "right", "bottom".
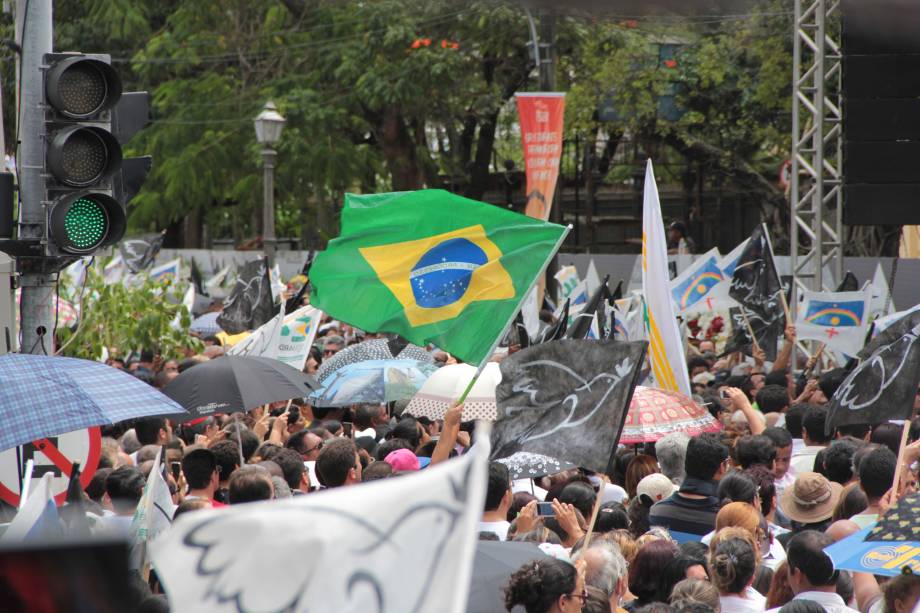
{"left": 404, "top": 362, "right": 501, "bottom": 421}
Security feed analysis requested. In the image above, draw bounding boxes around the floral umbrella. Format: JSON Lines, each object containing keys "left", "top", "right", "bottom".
{"left": 618, "top": 386, "right": 722, "bottom": 444}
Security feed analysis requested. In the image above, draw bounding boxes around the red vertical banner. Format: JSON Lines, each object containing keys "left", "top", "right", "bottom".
{"left": 516, "top": 92, "right": 566, "bottom": 221}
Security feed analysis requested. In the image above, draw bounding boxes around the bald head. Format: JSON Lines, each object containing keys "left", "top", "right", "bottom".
{"left": 825, "top": 519, "right": 860, "bottom": 543}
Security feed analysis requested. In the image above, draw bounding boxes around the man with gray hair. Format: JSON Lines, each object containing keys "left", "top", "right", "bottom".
{"left": 571, "top": 539, "right": 629, "bottom": 613}
{"left": 655, "top": 432, "right": 690, "bottom": 485}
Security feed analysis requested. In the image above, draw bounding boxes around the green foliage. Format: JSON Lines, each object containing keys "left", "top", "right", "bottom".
{"left": 0, "top": 0, "right": 794, "bottom": 246}
{"left": 57, "top": 264, "right": 201, "bottom": 361}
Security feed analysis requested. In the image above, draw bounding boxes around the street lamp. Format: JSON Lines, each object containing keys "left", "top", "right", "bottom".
{"left": 254, "top": 101, "right": 285, "bottom": 262}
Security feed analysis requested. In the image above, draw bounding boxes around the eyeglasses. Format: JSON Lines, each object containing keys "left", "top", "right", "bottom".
{"left": 302, "top": 441, "right": 323, "bottom": 455}
{"left": 566, "top": 589, "right": 588, "bottom": 603}
{"left": 324, "top": 348, "right": 340, "bottom": 356}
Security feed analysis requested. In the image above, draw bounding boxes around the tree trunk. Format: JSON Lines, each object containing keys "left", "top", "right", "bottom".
{"left": 375, "top": 107, "right": 426, "bottom": 190}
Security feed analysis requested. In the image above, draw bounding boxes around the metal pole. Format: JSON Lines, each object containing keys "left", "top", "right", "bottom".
{"left": 261, "top": 146, "right": 277, "bottom": 265}
{"left": 17, "top": 0, "right": 54, "bottom": 355}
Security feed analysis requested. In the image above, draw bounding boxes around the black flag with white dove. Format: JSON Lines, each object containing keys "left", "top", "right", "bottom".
{"left": 721, "top": 306, "right": 782, "bottom": 362}
{"left": 120, "top": 232, "right": 165, "bottom": 273}
{"left": 217, "top": 258, "right": 276, "bottom": 334}
{"left": 729, "top": 224, "right": 785, "bottom": 331}
{"left": 491, "top": 339, "right": 647, "bottom": 473}
{"left": 826, "top": 310, "right": 920, "bottom": 432}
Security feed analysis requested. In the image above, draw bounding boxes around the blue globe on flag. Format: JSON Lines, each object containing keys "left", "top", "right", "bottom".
{"left": 410, "top": 238, "right": 488, "bottom": 308}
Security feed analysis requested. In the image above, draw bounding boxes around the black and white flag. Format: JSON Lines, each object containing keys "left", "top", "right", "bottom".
{"left": 151, "top": 431, "right": 489, "bottom": 613}
{"left": 729, "top": 224, "right": 785, "bottom": 329}
{"left": 120, "top": 232, "right": 165, "bottom": 273}
{"left": 491, "top": 339, "right": 647, "bottom": 473}
{"left": 566, "top": 275, "right": 610, "bottom": 340}
{"left": 721, "top": 306, "right": 782, "bottom": 362}
{"left": 827, "top": 310, "right": 920, "bottom": 432}
{"left": 217, "top": 258, "right": 275, "bottom": 334}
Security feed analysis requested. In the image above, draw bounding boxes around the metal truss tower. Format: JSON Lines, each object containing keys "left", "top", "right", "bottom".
{"left": 790, "top": 0, "right": 844, "bottom": 294}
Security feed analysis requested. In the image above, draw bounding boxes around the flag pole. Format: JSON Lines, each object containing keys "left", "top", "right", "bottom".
{"left": 457, "top": 224, "right": 573, "bottom": 403}
{"left": 582, "top": 480, "right": 606, "bottom": 549}
{"left": 739, "top": 309, "right": 762, "bottom": 353}
{"left": 890, "top": 420, "right": 912, "bottom": 498}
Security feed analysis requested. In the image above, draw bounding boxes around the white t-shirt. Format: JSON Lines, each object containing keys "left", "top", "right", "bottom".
{"left": 765, "top": 591, "right": 859, "bottom": 613}
{"left": 719, "top": 587, "right": 766, "bottom": 613}
{"left": 478, "top": 520, "right": 510, "bottom": 541}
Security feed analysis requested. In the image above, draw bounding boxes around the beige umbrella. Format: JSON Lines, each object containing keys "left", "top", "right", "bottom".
{"left": 404, "top": 362, "right": 502, "bottom": 421}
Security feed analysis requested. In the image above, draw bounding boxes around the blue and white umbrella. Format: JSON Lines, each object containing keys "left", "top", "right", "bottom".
{"left": 0, "top": 353, "right": 188, "bottom": 452}
{"left": 189, "top": 311, "right": 223, "bottom": 336}
{"left": 309, "top": 359, "right": 437, "bottom": 407}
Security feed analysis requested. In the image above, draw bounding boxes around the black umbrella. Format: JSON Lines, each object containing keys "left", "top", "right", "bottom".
{"left": 467, "top": 541, "right": 548, "bottom": 613}
{"left": 164, "top": 356, "right": 317, "bottom": 420}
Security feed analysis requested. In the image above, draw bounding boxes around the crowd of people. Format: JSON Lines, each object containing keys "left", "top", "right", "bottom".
{"left": 496, "top": 324, "right": 920, "bottom": 613}
{"left": 2, "top": 310, "right": 918, "bottom": 613}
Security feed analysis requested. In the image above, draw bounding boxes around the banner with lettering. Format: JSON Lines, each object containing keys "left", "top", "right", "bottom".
{"left": 516, "top": 93, "right": 565, "bottom": 221}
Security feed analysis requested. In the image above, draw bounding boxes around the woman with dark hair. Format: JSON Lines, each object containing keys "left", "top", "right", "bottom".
{"left": 654, "top": 554, "right": 709, "bottom": 603}
{"left": 717, "top": 471, "right": 758, "bottom": 507}
{"left": 594, "top": 502, "right": 630, "bottom": 533}
{"left": 505, "top": 557, "right": 586, "bottom": 613}
{"left": 832, "top": 483, "right": 868, "bottom": 522}
{"left": 709, "top": 537, "right": 764, "bottom": 613}
{"left": 628, "top": 539, "right": 679, "bottom": 609}
{"left": 625, "top": 454, "right": 659, "bottom": 501}
{"left": 612, "top": 449, "right": 636, "bottom": 488}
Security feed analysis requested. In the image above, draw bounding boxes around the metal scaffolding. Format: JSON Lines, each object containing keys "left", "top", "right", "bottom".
{"left": 790, "top": 0, "right": 844, "bottom": 295}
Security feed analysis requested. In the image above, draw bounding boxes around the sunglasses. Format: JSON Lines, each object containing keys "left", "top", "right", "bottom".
{"left": 567, "top": 589, "right": 588, "bottom": 603}
{"left": 302, "top": 441, "right": 324, "bottom": 455}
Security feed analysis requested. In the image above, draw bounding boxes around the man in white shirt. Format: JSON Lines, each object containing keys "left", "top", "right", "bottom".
{"left": 478, "top": 462, "right": 512, "bottom": 541}
{"left": 791, "top": 406, "right": 832, "bottom": 474}
{"left": 766, "top": 530, "right": 859, "bottom": 613}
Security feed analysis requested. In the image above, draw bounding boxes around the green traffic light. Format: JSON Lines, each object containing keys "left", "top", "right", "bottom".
{"left": 62, "top": 197, "right": 108, "bottom": 249}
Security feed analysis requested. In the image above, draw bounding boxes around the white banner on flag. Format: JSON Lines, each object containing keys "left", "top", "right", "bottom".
{"left": 151, "top": 431, "right": 490, "bottom": 613}
{"left": 130, "top": 446, "right": 176, "bottom": 569}
{"left": 228, "top": 305, "right": 322, "bottom": 371}
{"left": 795, "top": 289, "right": 871, "bottom": 355}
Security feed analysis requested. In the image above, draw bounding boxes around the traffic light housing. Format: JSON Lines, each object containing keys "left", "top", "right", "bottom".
{"left": 42, "top": 53, "right": 150, "bottom": 257}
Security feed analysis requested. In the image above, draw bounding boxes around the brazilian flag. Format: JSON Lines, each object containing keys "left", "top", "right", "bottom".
{"left": 309, "top": 190, "right": 568, "bottom": 366}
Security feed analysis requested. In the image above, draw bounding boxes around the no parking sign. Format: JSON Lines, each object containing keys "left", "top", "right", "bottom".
{"left": 0, "top": 427, "right": 102, "bottom": 506}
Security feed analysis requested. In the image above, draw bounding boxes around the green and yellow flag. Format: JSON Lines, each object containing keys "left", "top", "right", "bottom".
{"left": 310, "top": 190, "right": 568, "bottom": 366}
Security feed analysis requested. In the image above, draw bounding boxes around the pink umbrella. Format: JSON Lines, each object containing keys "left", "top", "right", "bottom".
{"left": 619, "top": 386, "right": 722, "bottom": 445}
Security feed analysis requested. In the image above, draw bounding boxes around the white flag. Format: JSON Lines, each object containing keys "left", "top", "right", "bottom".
{"left": 867, "top": 263, "right": 895, "bottom": 321}
{"left": 521, "top": 286, "right": 541, "bottom": 339}
{"left": 228, "top": 305, "right": 322, "bottom": 371}
{"left": 151, "top": 432, "right": 490, "bottom": 613}
{"left": 795, "top": 289, "right": 871, "bottom": 356}
{"left": 668, "top": 248, "right": 734, "bottom": 314}
{"left": 270, "top": 263, "right": 286, "bottom": 301}
{"left": 642, "top": 159, "right": 691, "bottom": 396}
{"left": 103, "top": 255, "right": 127, "bottom": 284}
{"left": 1, "top": 473, "right": 61, "bottom": 542}
{"left": 205, "top": 266, "right": 232, "bottom": 294}
{"left": 585, "top": 259, "right": 601, "bottom": 296}
{"left": 554, "top": 265, "right": 581, "bottom": 304}
{"left": 130, "top": 447, "right": 176, "bottom": 569}
{"left": 228, "top": 302, "right": 286, "bottom": 359}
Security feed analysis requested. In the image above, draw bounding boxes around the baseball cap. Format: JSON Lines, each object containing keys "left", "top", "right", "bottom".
{"left": 636, "top": 473, "right": 677, "bottom": 504}
{"left": 384, "top": 449, "right": 420, "bottom": 472}
{"left": 781, "top": 472, "right": 842, "bottom": 524}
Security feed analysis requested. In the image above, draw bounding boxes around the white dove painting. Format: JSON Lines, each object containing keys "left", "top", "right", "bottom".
{"left": 151, "top": 435, "right": 489, "bottom": 613}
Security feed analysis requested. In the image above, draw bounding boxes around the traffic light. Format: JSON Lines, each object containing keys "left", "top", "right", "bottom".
{"left": 42, "top": 53, "right": 150, "bottom": 257}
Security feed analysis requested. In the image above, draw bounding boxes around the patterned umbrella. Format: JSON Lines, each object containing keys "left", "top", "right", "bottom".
{"left": 618, "top": 386, "right": 722, "bottom": 444}
{"left": 0, "top": 354, "right": 187, "bottom": 452}
{"left": 495, "top": 452, "right": 576, "bottom": 480}
{"left": 189, "top": 311, "right": 223, "bottom": 336}
{"left": 404, "top": 362, "right": 502, "bottom": 422}
{"left": 309, "top": 359, "right": 437, "bottom": 407}
{"left": 825, "top": 492, "right": 920, "bottom": 576}
{"left": 316, "top": 338, "right": 432, "bottom": 383}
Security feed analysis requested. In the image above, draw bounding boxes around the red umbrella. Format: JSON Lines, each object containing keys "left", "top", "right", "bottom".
{"left": 619, "top": 386, "right": 722, "bottom": 444}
